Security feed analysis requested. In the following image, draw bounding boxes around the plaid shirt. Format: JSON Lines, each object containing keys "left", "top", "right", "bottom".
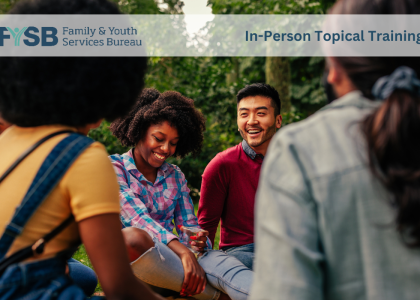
{"left": 110, "top": 149, "right": 211, "bottom": 247}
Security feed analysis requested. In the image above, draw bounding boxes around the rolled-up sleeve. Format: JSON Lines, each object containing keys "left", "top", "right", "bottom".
{"left": 250, "top": 131, "right": 325, "bottom": 300}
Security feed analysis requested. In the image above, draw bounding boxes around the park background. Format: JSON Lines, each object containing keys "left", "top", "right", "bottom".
{"left": 0, "top": 0, "right": 336, "bottom": 292}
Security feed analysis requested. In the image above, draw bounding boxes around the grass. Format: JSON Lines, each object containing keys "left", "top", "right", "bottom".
{"left": 72, "top": 245, "right": 102, "bottom": 292}
{"left": 72, "top": 202, "right": 221, "bottom": 292}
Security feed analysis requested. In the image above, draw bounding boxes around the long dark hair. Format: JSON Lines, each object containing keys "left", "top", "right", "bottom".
{"left": 331, "top": 0, "right": 420, "bottom": 246}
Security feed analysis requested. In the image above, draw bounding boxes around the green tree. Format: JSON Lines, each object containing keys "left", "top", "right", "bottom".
{"left": 0, "top": 0, "right": 336, "bottom": 201}
{"left": 0, "top": 0, "right": 184, "bottom": 14}
{"left": 0, "top": 0, "right": 16, "bottom": 13}
{"left": 208, "top": 0, "right": 335, "bottom": 114}
{"left": 113, "top": 0, "right": 161, "bottom": 14}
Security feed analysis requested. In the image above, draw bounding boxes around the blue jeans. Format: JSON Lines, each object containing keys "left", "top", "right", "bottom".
{"left": 0, "top": 257, "right": 92, "bottom": 300}
{"left": 68, "top": 258, "right": 98, "bottom": 296}
{"left": 131, "top": 238, "right": 253, "bottom": 300}
{"left": 223, "top": 243, "right": 254, "bottom": 270}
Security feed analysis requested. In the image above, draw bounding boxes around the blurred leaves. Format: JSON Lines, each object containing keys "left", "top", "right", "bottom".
{"left": 88, "top": 121, "right": 130, "bottom": 155}
{"left": 1, "top": 0, "right": 334, "bottom": 202}
{"left": 209, "top": 0, "right": 333, "bottom": 15}
{"left": 91, "top": 0, "right": 334, "bottom": 202}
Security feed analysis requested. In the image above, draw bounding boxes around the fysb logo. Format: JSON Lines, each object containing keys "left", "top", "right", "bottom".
{"left": 0, "top": 26, "right": 58, "bottom": 46}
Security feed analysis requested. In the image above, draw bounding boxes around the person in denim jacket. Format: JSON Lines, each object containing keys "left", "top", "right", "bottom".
{"left": 251, "top": 1, "right": 420, "bottom": 299}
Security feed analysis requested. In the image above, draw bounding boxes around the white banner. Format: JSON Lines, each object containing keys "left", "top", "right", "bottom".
{"left": 1, "top": 15, "right": 420, "bottom": 56}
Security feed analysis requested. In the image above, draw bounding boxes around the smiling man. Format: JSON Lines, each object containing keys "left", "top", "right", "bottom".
{"left": 198, "top": 83, "right": 282, "bottom": 269}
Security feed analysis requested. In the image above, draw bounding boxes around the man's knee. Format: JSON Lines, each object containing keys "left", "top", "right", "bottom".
{"left": 122, "top": 227, "right": 154, "bottom": 261}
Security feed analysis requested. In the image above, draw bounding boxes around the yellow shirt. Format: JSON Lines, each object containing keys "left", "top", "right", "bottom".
{"left": 0, "top": 125, "right": 120, "bottom": 259}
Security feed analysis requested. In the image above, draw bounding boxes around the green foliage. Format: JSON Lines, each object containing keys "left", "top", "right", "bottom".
{"left": 111, "top": 0, "right": 161, "bottom": 14}
{"left": 290, "top": 56, "right": 327, "bottom": 115}
{"left": 0, "top": 0, "right": 184, "bottom": 14}
{"left": 161, "top": 0, "right": 185, "bottom": 14}
{"left": 88, "top": 121, "right": 130, "bottom": 155}
{"left": 0, "top": 0, "right": 16, "bottom": 13}
{"left": 208, "top": 0, "right": 334, "bottom": 15}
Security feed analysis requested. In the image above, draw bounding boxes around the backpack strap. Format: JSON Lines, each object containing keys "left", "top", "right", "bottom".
{"left": 0, "top": 130, "right": 73, "bottom": 185}
{"left": 0, "top": 215, "right": 75, "bottom": 276}
{"left": 0, "top": 133, "right": 94, "bottom": 259}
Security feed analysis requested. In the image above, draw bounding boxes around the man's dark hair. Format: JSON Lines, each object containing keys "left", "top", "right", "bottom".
{"left": 110, "top": 88, "right": 206, "bottom": 158}
{"left": 0, "top": 0, "right": 147, "bottom": 127}
{"left": 236, "top": 83, "right": 281, "bottom": 116}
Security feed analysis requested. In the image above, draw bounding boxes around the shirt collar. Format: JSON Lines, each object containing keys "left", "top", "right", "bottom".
{"left": 122, "top": 148, "right": 139, "bottom": 172}
{"left": 320, "top": 90, "right": 382, "bottom": 112}
{"left": 242, "top": 140, "right": 264, "bottom": 160}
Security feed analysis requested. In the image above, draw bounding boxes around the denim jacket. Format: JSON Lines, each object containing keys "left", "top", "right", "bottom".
{"left": 251, "top": 91, "right": 420, "bottom": 300}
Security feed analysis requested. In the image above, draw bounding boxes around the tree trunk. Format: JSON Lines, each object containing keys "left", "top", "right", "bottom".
{"left": 265, "top": 57, "right": 291, "bottom": 113}
{"left": 226, "top": 58, "right": 240, "bottom": 86}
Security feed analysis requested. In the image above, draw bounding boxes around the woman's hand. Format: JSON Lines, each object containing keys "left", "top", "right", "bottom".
{"left": 168, "top": 240, "right": 207, "bottom": 297}
{"left": 177, "top": 225, "right": 209, "bottom": 253}
{"left": 189, "top": 230, "right": 209, "bottom": 253}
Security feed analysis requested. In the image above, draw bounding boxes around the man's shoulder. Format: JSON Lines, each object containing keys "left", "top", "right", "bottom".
{"left": 220, "top": 143, "right": 242, "bottom": 156}
{"left": 213, "top": 143, "right": 242, "bottom": 163}
{"left": 204, "top": 144, "right": 242, "bottom": 173}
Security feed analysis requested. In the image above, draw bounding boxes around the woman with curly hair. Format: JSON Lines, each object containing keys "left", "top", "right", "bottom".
{"left": 110, "top": 89, "right": 253, "bottom": 300}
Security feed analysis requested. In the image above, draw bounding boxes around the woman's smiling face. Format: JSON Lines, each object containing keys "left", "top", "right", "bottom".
{"left": 135, "top": 121, "right": 179, "bottom": 169}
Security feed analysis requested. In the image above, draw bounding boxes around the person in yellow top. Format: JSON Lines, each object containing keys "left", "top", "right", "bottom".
{"left": 0, "top": 0, "right": 163, "bottom": 299}
{"left": 0, "top": 124, "right": 107, "bottom": 296}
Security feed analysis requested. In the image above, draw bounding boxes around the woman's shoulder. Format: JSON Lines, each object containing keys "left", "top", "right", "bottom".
{"left": 109, "top": 150, "right": 134, "bottom": 168}
{"left": 278, "top": 91, "right": 379, "bottom": 143}
{"left": 109, "top": 152, "right": 125, "bottom": 164}
{"left": 270, "top": 91, "right": 378, "bottom": 180}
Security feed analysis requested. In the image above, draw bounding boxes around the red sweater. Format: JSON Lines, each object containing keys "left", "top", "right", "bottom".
{"left": 198, "top": 142, "right": 263, "bottom": 249}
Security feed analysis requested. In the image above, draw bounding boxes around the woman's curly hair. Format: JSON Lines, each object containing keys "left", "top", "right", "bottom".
{"left": 110, "top": 88, "right": 206, "bottom": 158}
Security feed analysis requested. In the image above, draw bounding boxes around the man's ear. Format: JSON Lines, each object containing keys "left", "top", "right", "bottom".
{"left": 276, "top": 114, "right": 282, "bottom": 129}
